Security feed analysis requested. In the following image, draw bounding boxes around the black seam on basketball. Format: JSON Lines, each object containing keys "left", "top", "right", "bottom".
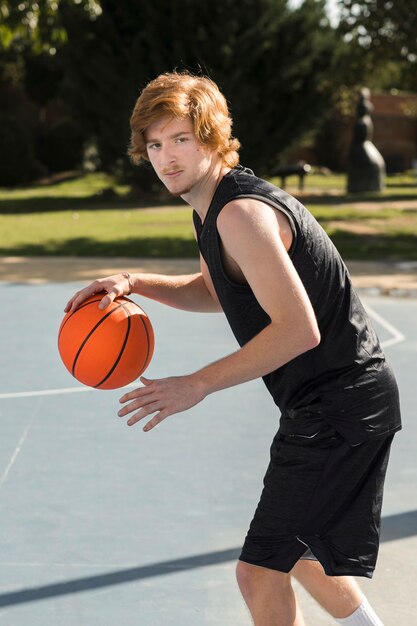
{"left": 58, "top": 298, "right": 103, "bottom": 340}
{"left": 94, "top": 314, "right": 131, "bottom": 388}
{"left": 137, "top": 313, "right": 152, "bottom": 372}
{"left": 72, "top": 302, "right": 126, "bottom": 377}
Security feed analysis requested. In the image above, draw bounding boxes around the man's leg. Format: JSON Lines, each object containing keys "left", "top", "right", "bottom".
{"left": 291, "top": 560, "right": 383, "bottom": 624}
{"left": 236, "top": 560, "right": 306, "bottom": 626}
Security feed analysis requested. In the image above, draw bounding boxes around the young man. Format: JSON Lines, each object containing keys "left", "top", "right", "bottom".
{"left": 66, "top": 72, "right": 401, "bottom": 626}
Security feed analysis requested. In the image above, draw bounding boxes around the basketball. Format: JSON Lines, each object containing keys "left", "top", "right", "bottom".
{"left": 58, "top": 295, "right": 154, "bottom": 390}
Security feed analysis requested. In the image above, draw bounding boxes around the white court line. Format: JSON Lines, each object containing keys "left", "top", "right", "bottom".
{"left": 0, "top": 398, "right": 43, "bottom": 488}
{"left": 365, "top": 303, "right": 405, "bottom": 348}
{"left": 0, "top": 386, "right": 92, "bottom": 400}
{"left": 0, "top": 306, "right": 404, "bottom": 402}
{"left": 0, "top": 422, "right": 31, "bottom": 488}
{"left": 0, "top": 383, "right": 137, "bottom": 400}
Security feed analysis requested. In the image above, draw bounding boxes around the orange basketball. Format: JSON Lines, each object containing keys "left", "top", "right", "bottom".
{"left": 58, "top": 296, "right": 154, "bottom": 390}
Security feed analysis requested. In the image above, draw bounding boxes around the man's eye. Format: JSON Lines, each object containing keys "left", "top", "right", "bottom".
{"left": 148, "top": 143, "right": 160, "bottom": 150}
{"left": 175, "top": 137, "right": 187, "bottom": 143}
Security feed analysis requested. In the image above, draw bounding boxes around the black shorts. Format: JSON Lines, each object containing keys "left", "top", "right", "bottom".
{"left": 239, "top": 430, "right": 395, "bottom": 578}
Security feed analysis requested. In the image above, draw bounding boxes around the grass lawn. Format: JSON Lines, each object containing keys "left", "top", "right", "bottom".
{"left": 1, "top": 172, "right": 416, "bottom": 261}
{"left": 0, "top": 205, "right": 197, "bottom": 257}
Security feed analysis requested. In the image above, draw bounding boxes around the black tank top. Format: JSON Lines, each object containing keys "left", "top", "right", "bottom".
{"left": 193, "top": 166, "right": 401, "bottom": 444}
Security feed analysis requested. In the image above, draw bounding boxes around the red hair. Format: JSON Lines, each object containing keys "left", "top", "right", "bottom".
{"left": 128, "top": 72, "right": 240, "bottom": 167}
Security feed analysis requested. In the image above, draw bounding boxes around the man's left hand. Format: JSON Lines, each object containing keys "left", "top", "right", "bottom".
{"left": 118, "top": 375, "right": 206, "bottom": 432}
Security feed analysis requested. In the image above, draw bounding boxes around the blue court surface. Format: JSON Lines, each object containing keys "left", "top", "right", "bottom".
{"left": 0, "top": 281, "right": 416, "bottom": 625}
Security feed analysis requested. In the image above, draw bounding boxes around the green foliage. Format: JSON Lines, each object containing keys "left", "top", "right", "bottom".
{"left": 5, "top": 0, "right": 415, "bottom": 187}
{"left": 0, "top": 0, "right": 100, "bottom": 53}
{"left": 339, "top": 0, "right": 416, "bottom": 60}
{"left": 0, "top": 0, "right": 102, "bottom": 185}
{"left": 1, "top": 0, "right": 350, "bottom": 185}
{"left": 62, "top": 0, "right": 346, "bottom": 176}
{"left": 0, "top": 111, "right": 36, "bottom": 185}
{"left": 37, "top": 118, "right": 84, "bottom": 173}
{"left": 338, "top": 0, "right": 417, "bottom": 91}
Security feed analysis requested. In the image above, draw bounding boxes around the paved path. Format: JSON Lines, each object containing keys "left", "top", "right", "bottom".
{"left": 1, "top": 256, "right": 417, "bottom": 297}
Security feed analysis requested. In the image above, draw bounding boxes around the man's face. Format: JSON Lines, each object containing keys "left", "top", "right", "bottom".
{"left": 144, "top": 116, "right": 215, "bottom": 197}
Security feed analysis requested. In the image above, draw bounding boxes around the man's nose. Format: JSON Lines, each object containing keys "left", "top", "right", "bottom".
{"left": 160, "top": 145, "right": 176, "bottom": 167}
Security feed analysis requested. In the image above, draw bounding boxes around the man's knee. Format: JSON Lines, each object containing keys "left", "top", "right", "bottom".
{"left": 291, "top": 558, "right": 324, "bottom": 581}
{"left": 236, "top": 560, "right": 253, "bottom": 596}
{"left": 236, "top": 560, "right": 290, "bottom": 600}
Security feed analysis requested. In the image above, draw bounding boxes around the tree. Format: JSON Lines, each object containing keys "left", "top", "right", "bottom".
{"left": 62, "top": 0, "right": 347, "bottom": 177}
{"left": 0, "top": 0, "right": 102, "bottom": 54}
{"left": 337, "top": 0, "right": 417, "bottom": 91}
{"left": 0, "top": 0, "right": 101, "bottom": 184}
{"left": 1, "top": 0, "right": 349, "bottom": 185}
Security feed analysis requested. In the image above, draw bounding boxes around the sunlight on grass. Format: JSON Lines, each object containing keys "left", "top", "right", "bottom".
{"left": 0, "top": 173, "right": 129, "bottom": 200}
{"left": 0, "top": 207, "right": 197, "bottom": 257}
{"left": 0, "top": 172, "right": 416, "bottom": 260}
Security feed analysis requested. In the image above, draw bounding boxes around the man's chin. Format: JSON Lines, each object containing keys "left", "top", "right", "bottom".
{"left": 169, "top": 187, "right": 191, "bottom": 198}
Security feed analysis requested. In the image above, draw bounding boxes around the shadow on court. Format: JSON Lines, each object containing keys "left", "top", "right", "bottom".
{"left": 0, "top": 510, "right": 415, "bottom": 609}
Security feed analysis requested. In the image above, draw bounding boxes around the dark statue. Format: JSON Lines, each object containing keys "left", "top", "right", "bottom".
{"left": 347, "top": 88, "right": 385, "bottom": 193}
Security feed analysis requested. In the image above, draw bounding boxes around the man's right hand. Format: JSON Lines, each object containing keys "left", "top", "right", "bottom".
{"left": 64, "top": 273, "right": 133, "bottom": 313}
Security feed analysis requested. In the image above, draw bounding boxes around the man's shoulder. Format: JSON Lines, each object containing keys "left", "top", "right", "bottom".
{"left": 216, "top": 166, "right": 272, "bottom": 205}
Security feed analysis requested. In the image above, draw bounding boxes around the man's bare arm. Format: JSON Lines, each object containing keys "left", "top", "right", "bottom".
{"left": 119, "top": 198, "right": 320, "bottom": 431}
{"left": 191, "top": 198, "right": 320, "bottom": 390}
{"left": 65, "top": 268, "right": 222, "bottom": 313}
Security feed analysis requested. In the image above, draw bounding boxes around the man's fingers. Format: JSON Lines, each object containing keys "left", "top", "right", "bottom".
{"left": 142, "top": 412, "right": 168, "bottom": 432}
{"left": 64, "top": 289, "right": 85, "bottom": 312}
{"left": 118, "top": 399, "right": 157, "bottom": 418}
{"left": 65, "top": 276, "right": 128, "bottom": 313}
{"left": 117, "top": 375, "right": 200, "bottom": 431}
{"left": 124, "top": 403, "right": 165, "bottom": 426}
{"left": 119, "top": 382, "right": 155, "bottom": 404}
{"left": 118, "top": 392, "right": 157, "bottom": 417}
{"left": 98, "top": 291, "right": 117, "bottom": 310}
{"left": 126, "top": 409, "right": 169, "bottom": 431}
{"left": 65, "top": 281, "right": 104, "bottom": 312}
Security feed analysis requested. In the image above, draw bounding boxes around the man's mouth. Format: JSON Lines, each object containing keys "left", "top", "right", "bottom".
{"left": 163, "top": 170, "right": 182, "bottom": 178}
